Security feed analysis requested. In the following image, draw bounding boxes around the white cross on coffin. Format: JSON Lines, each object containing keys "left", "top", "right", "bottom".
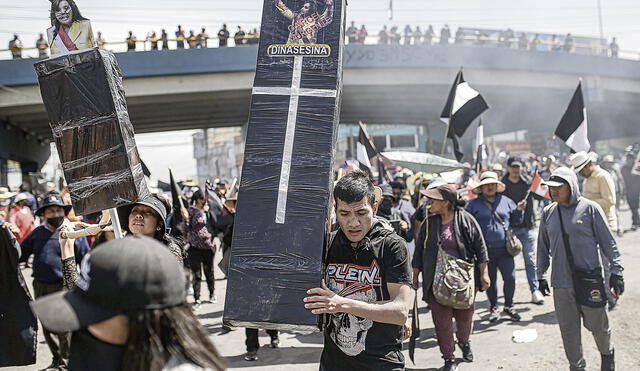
{"left": 252, "top": 56, "right": 338, "bottom": 224}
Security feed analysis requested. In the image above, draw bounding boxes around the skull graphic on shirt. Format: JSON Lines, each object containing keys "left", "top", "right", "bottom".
{"left": 328, "top": 281, "right": 376, "bottom": 356}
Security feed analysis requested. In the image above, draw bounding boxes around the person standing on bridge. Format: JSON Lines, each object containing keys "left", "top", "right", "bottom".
{"left": 537, "top": 167, "right": 623, "bottom": 371}
{"left": 217, "top": 24, "right": 229, "bottom": 47}
{"left": 198, "top": 27, "right": 209, "bottom": 48}
{"left": 160, "top": 29, "right": 169, "bottom": 50}
{"left": 346, "top": 21, "right": 358, "bottom": 44}
{"left": 304, "top": 172, "right": 413, "bottom": 371}
{"left": 176, "top": 25, "right": 186, "bottom": 49}
{"left": 234, "top": 26, "right": 246, "bottom": 46}
{"left": 126, "top": 31, "right": 137, "bottom": 52}
{"left": 424, "top": 25, "right": 435, "bottom": 45}
{"left": 439, "top": 25, "right": 450, "bottom": 45}
{"left": 357, "top": 24, "right": 368, "bottom": 44}
{"left": 609, "top": 37, "right": 619, "bottom": 57}
{"left": 36, "top": 33, "right": 48, "bottom": 57}
{"left": 9, "top": 34, "right": 22, "bottom": 59}
{"left": 378, "top": 25, "right": 389, "bottom": 44}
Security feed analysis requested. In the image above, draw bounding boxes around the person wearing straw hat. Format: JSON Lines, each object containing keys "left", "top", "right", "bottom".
{"left": 466, "top": 171, "right": 526, "bottom": 322}
{"left": 61, "top": 194, "right": 183, "bottom": 291}
{"left": 18, "top": 192, "right": 90, "bottom": 370}
{"left": 569, "top": 151, "right": 618, "bottom": 232}
{"left": 0, "top": 187, "right": 16, "bottom": 219}
{"left": 413, "top": 184, "right": 489, "bottom": 371}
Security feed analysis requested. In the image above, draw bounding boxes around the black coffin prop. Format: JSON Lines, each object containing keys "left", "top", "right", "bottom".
{"left": 35, "top": 49, "right": 149, "bottom": 215}
{"left": 223, "top": 0, "right": 346, "bottom": 331}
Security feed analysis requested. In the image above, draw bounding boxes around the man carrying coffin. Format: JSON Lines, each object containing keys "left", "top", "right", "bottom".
{"left": 304, "top": 171, "right": 413, "bottom": 370}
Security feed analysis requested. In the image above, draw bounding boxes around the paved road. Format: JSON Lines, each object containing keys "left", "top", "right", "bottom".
{"left": 7, "top": 209, "right": 640, "bottom": 371}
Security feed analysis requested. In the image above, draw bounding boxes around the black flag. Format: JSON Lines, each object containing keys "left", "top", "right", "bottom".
{"left": 357, "top": 121, "right": 378, "bottom": 176}
{"left": 554, "top": 81, "right": 590, "bottom": 153}
{"left": 168, "top": 169, "right": 185, "bottom": 237}
{"left": 441, "top": 69, "right": 489, "bottom": 162}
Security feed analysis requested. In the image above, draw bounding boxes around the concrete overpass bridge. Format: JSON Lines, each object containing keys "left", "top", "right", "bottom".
{"left": 1, "top": 44, "right": 640, "bottom": 173}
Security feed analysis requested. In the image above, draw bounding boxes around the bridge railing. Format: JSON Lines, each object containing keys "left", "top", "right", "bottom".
{"left": 1, "top": 33, "right": 636, "bottom": 61}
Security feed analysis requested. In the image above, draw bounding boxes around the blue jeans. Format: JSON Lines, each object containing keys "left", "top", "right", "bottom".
{"left": 513, "top": 227, "right": 538, "bottom": 292}
{"left": 487, "top": 247, "right": 516, "bottom": 308}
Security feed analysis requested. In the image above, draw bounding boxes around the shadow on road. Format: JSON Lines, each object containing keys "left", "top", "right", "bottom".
{"left": 224, "top": 346, "right": 322, "bottom": 368}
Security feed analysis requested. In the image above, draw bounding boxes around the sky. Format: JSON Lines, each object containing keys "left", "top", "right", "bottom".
{"left": 3, "top": 0, "right": 640, "bottom": 183}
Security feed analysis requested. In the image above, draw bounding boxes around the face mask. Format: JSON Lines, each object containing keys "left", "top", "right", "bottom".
{"left": 379, "top": 199, "right": 393, "bottom": 214}
{"left": 69, "top": 329, "right": 124, "bottom": 371}
{"left": 47, "top": 216, "right": 65, "bottom": 229}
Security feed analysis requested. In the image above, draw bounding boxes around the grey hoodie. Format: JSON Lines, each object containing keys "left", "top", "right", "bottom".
{"left": 536, "top": 167, "right": 623, "bottom": 289}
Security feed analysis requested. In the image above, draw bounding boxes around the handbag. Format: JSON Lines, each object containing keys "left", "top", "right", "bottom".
{"left": 483, "top": 200, "right": 522, "bottom": 257}
{"left": 432, "top": 240, "right": 475, "bottom": 310}
{"left": 557, "top": 208, "right": 607, "bottom": 308}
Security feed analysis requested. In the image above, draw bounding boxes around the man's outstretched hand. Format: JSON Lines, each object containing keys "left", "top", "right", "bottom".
{"left": 304, "top": 280, "right": 347, "bottom": 315}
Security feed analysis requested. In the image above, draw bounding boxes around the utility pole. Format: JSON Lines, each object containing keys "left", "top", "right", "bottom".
{"left": 596, "top": 0, "right": 606, "bottom": 55}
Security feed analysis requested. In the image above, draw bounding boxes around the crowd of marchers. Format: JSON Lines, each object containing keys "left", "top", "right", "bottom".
{"left": 2, "top": 144, "right": 638, "bottom": 370}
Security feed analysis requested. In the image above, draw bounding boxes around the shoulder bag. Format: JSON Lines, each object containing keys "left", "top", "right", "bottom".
{"left": 432, "top": 223, "right": 475, "bottom": 309}
{"left": 557, "top": 208, "right": 607, "bottom": 308}
{"left": 483, "top": 200, "right": 522, "bottom": 257}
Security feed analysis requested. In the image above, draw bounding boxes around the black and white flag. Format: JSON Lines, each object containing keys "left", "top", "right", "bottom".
{"left": 441, "top": 69, "right": 489, "bottom": 162}
{"left": 388, "top": 0, "right": 393, "bottom": 20}
{"left": 554, "top": 81, "right": 590, "bottom": 153}
{"left": 357, "top": 121, "right": 378, "bottom": 175}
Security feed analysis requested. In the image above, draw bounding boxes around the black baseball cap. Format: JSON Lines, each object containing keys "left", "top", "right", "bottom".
{"left": 379, "top": 184, "right": 395, "bottom": 198}
{"left": 31, "top": 236, "right": 186, "bottom": 333}
{"left": 507, "top": 156, "right": 523, "bottom": 167}
{"left": 544, "top": 175, "right": 569, "bottom": 187}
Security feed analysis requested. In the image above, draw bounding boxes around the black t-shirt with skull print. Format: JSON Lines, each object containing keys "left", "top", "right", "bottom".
{"left": 320, "top": 219, "right": 412, "bottom": 371}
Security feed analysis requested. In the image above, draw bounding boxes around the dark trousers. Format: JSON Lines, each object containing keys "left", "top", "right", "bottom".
{"left": 33, "top": 280, "right": 70, "bottom": 364}
{"left": 628, "top": 191, "right": 640, "bottom": 226}
{"left": 486, "top": 247, "right": 516, "bottom": 308}
{"left": 429, "top": 291, "right": 475, "bottom": 359}
{"left": 245, "top": 328, "right": 278, "bottom": 352}
{"left": 188, "top": 248, "right": 215, "bottom": 300}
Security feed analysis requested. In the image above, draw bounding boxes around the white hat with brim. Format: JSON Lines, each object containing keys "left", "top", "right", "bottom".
{"left": 473, "top": 171, "right": 506, "bottom": 194}
{"left": 568, "top": 151, "right": 596, "bottom": 173}
{"left": 0, "top": 187, "right": 16, "bottom": 200}
{"left": 13, "top": 193, "right": 29, "bottom": 203}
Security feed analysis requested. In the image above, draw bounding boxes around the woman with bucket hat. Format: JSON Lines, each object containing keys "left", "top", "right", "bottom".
{"left": 466, "top": 171, "right": 526, "bottom": 322}
{"left": 60, "top": 194, "right": 183, "bottom": 290}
